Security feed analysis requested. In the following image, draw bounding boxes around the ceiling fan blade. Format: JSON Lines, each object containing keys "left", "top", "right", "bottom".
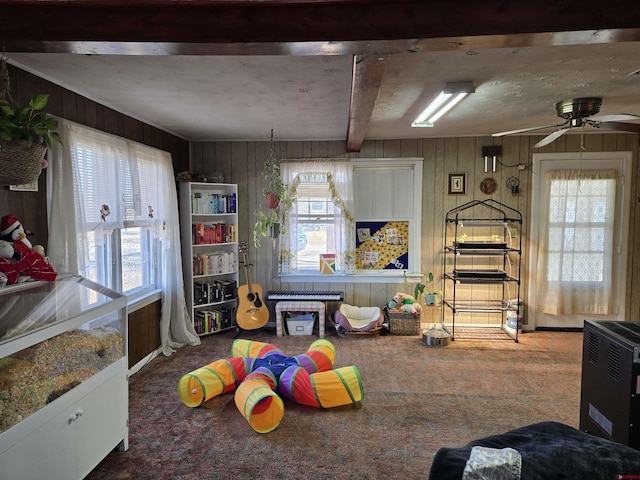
{"left": 533, "top": 128, "right": 570, "bottom": 148}
{"left": 595, "top": 121, "right": 640, "bottom": 133}
{"left": 591, "top": 113, "right": 640, "bottom": 122}
{"left": 492, "top": 122, "right": 567, "bottom": 137}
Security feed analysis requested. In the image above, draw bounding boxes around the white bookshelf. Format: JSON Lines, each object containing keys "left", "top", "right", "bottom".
{"left": 179, "top": 182, "right": 238, "bottom": 335}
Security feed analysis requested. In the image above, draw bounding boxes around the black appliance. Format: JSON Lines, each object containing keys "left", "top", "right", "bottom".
{"left": 580, "top": 320, "right": 640, "bottom": 449}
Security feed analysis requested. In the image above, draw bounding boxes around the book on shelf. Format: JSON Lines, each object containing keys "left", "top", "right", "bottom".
{"left": 192, "top": 223, "right": 237, "bottom": 245}
{"left": 192, "top": 251, "right": 236, "bottom": 276}
{"left": 193, "top": 306, "right": 235, "bottom": 334}
{"left": 194, "top": 279, "right": 238, "bottom": 305}
{"left": 191, "top": 192, "right": 237, "bottom": 215}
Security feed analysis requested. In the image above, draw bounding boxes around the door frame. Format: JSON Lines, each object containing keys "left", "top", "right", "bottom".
{"left": 527, "top": 151, "right": 632, "bottom": 330}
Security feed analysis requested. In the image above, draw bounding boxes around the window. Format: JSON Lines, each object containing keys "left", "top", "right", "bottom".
{"left": 537, "top": 169, "right": 617, "bottom": 315}
{"left": 278, "top": 157, "right": 422, "bottom": 280}
{"left": 67, "top": 130, "right": 161, "bottom": 298}
{"left": 351, "top": 158, "right": 423, "bottom": 274}
{"left": 48, "top": 119, "right": 200, "bottom": 354}
{"left": 279, "top": 160, "right": 355, "bottom": 275}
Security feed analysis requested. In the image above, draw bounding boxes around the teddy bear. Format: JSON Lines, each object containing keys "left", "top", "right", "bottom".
{"left": 388, "top": 292, "right": 423, "bottom": 316}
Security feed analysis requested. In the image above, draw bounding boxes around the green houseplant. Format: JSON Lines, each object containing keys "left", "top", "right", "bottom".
{"left": 253, "top": 130, "right": 293, "bottom": 247}
{"left": 0, "top": 93, "right": 61, "bottom": 185}
{"left": 253, "top": 210, "right": 281, "bottom": 248}
{"left": 0, "top": 94, "right": 61, "bottom": 149}
{"left": 262, "top": 155, "right": 286, "bottom": 209}
{"left": 261, "top": 129, "right": 286, "bottom": 209}
{"left": 404, "top": 271, "right": 441, "bottom": 305}
{"left": 423, "top": 272, "right": 443, "bottom": 306}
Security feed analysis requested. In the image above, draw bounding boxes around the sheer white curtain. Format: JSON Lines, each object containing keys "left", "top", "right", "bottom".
{"left": 535, "top": 169, "right": 616, "bottom": 315}
{"left": 47, "top": 118, "right": 200, "bottom": 355}
{"left": 279, "top": 159, "right": 355, "bottom": 274}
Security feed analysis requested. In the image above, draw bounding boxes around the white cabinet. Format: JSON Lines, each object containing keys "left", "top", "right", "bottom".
{"left": 179, "top": 182, "right": 239, "bottom": 335}
{"left": 0, "top": 274, "right": 128, "bottom": 480}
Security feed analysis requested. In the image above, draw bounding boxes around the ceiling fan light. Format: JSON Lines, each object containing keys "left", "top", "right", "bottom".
{"left": 412, "top": 81, "right": 475, "bottom": 128}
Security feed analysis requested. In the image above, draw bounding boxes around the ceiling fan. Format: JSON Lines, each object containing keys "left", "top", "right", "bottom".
{"left": 492, "top": 97, "right": 640, "bottom": 148}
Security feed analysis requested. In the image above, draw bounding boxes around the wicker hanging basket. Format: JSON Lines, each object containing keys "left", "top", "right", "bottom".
{"left": 0, "top": 139, "right": 47, "bottom": 186}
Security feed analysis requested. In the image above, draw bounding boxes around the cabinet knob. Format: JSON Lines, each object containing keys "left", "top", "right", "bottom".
{"left": 69, "top": 409, "right": 84, "bottom": 422}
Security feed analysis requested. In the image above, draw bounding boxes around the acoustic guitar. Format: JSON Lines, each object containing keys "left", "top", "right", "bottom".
{"left": 236, "top": 242, "right": 269, "bottom": 330}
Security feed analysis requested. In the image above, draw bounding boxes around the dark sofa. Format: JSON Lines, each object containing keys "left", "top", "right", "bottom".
{"left": 428, "top": 421, "right": 640, "bottom": 480}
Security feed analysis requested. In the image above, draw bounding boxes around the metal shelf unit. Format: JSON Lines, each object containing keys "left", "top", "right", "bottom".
{"left": 442, "top": 199, "right": 522, "bottom": 342}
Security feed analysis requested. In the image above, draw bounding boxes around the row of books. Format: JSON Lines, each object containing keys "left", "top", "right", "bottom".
{"left": 193, "top": 252, "right": 236, "bottom": 276}
{"left": 192, "top": 192, "right": 237, "bottom": 214}
{"left": 194, "top": 279, "right": 237, "bottom": 306}
{"left": 192, "top": 223, "right": 237, "bottom": 245}
{"left": 194, "top": 306, "right": 235, "bottom": 334}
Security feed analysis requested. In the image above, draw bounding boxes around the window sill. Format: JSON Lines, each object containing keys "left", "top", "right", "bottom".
{"left": 279, "top": 271, "right": 423, "bottom": 284}
{"left": 127, "top": 288, "right": 162, "bottom": 313}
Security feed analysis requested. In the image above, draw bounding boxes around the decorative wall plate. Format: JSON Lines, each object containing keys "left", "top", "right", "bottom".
{"left": 480, "top": 177, "right": 497, "bottom": 195}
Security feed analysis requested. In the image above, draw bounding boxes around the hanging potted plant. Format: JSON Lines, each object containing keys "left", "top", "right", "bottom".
{"left": 263, "top": 156, "right": 285, "bottom": 209}
{"left": 253, "top": 129, "right": 293, "bottom": 247}
{"left": 262, "top": 129, "right": 286, "bottom": 209}
{"left": 0, "top": 92, "right": 61, "bottom": 186}
{"left": 0, "top": 59, "right": 60, "bottom": 185}
{"left": 252, "top": 210, "right": 281, "bottom": 248}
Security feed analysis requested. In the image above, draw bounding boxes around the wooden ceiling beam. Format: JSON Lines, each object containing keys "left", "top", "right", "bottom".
{"left": 347, "top": 54, "right": 389, "bottom": 152}
{"left": 1, "top": 0, "right": 639, "bottom": 46}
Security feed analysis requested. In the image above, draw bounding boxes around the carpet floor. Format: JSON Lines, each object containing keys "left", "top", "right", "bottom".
{"left": 86, "top": 327, "right": 583, "bottom": 480}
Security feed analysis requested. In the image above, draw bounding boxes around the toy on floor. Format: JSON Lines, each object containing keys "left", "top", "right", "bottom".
{"left": 177, "top": 339, "right": 363, "bottom": 433}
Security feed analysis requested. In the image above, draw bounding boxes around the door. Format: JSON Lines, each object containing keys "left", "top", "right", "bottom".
{"left": 528, "top": 152, "right": 631, "bottom": 329}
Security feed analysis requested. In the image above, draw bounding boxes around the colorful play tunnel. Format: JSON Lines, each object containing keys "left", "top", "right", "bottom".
{"left": 177, "top": 339, "right": 364, "bottom": 433}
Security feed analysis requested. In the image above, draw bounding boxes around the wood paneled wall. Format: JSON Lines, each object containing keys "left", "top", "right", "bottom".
{"left": 0, "top": 64, "right": 190, "bottom": 249}
{"left": 128, "top": 300, "right": 161, "bottom": 368}
{"left": 1, "top": 64, "right": 190, "bottom": 361}
{"left": 192, "top": 132, "right": 639, "bottom": 326}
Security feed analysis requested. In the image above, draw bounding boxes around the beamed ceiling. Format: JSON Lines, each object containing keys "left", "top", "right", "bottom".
{"left": 2, "top": 0, "right": 640, "bottom": 151}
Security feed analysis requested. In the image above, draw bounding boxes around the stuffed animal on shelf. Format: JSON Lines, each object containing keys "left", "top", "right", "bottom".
{"left": 388, "top": 292, "right": 423, "bottom": 316}
{"left": 0, "top": 240, "right": 10, "bottom": 287}
{"left": 0, "top": 238, "right": 57, "bottom": 285}
{"left": 0, "top": 214, "right": 45, "bottom": 258}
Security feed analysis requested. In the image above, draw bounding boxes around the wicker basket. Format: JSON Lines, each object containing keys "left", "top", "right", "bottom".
{"left": 0, "top": 139, "right": 47, "bottom": 186}
{"left": 387, "top": 310, "right": 421, "bottom": 336}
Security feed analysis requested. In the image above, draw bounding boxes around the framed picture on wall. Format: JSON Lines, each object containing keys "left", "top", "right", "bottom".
{"left": 448, "top": 172, "right": 466, "bottom": 195}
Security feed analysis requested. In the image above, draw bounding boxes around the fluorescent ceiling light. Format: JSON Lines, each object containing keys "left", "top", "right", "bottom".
{"left": 412, "top": 81, "right": 475, "bottom": 128}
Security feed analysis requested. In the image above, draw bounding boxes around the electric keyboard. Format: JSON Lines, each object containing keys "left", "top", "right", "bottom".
{"left": 266, "top": 291, "right": 344, "bottom": 301}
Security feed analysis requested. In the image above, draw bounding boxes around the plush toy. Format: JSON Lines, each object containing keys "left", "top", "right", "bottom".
{"left": 1, "top": 214, "right": 32, "bottom": 249}
{"left": 0, "top": 239, "right": 24, "bottom": 284}
{"left": 0, "top": 238, "right": 57, "bottom": 285}
{"left": 0, "top": 239, "right": 14, "bottom": 261}
{"left": 0, "top": 214, "right": 45, "bottom": 257}
{"left": 388, "top": 292, "right": 423, "bottom": 316}
{"left": 0, "top": 240, "right": 12, "bottom": 287}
